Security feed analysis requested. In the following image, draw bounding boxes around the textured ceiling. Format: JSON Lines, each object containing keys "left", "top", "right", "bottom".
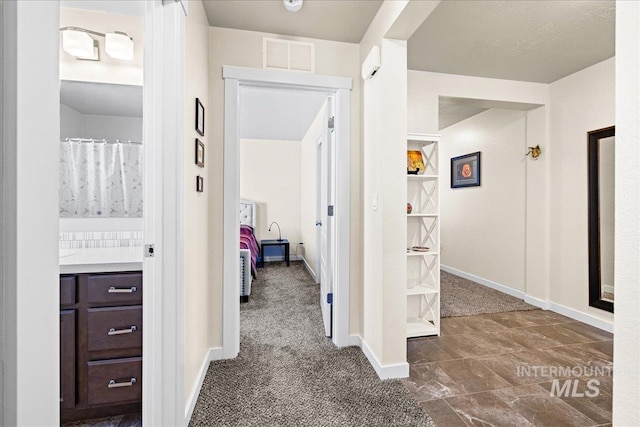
{"left": 439, "top": 96, "right": 543, "bottom": 130}
{"left": 60, "top": 80, "right": 143, "bottom": 117}
{"left": 202, "top": 0, "right": 383, "bottom": 43}
{"left": 409, "top": 0, "right": 615, "bottom": 83}
{"left": 240, "top": 87, "right": 327, "bottom": 141}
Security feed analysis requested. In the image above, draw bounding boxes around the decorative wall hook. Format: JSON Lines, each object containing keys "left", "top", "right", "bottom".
{"left": 526, "top": 145, "right": 542, "bottom": 160}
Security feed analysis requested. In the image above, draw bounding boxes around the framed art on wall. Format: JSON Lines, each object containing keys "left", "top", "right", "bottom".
{"left": 195, "top": 138, "right": 205, "bottom": 168}
{"left": 196, "top": 175, "right": 204, "bottom": 192}
{"left": 195, "top": 98, "right": 205, "bottom": 136}
{"left": 451, "top": 151, "right": 481, "bottom": 188}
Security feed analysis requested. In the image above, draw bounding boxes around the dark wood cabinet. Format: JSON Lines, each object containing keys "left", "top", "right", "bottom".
{"left": 61, "top": 272, "right": 142, "bottom": 423}
{"left": 60, "top": 310, "right": 76, "bottom": 410}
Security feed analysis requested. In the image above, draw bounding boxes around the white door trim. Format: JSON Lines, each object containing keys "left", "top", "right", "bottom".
{"left": 143, "top": 1, "right": 186, "bottom": 425}
{"left": 222, "top": 66, "right": 351, "bottom": 351}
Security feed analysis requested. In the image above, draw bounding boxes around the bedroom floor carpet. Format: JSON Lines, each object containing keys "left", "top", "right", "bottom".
{"left": 189, "top": 262, "right": 434, "bottom": 427}
{"left": 440, "top": 270, "right": 539, "bottom": 317}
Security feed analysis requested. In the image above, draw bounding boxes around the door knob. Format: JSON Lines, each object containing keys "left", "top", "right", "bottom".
{"left": 316, "top": 221, "right": 322, "bottom": 226}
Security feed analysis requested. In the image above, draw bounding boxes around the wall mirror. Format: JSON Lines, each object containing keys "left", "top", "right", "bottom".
{"left": 588, "top": 126, "right": 614, "bottom": 312}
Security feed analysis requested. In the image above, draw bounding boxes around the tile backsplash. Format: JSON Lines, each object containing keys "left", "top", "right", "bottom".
{"left": 59, "top": 231, "right": 144, "bottom": 249}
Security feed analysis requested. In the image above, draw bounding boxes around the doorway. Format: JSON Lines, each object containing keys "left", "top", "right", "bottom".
{"left": 222, "top": 67, "right": 352, "bottom": 356}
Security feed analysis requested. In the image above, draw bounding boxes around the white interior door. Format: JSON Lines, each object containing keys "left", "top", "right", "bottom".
{"left": 318, "top": 104, "right": 332, "bottom": 337}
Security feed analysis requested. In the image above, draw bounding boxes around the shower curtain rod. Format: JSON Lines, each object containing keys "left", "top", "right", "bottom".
{"left": 63, "top": 137, "right": 143, "bottom": 145}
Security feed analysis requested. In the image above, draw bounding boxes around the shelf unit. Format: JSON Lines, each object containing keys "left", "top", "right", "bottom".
{"left": 406, "top": 133, "right": 440, "bottom": 338}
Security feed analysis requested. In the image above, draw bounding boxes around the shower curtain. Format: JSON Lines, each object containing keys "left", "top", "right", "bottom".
{"left": 59, "top": 139, "right": 143, "bottom": 218}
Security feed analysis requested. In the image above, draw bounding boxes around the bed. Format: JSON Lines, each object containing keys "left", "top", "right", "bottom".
{"left": 240, "top": 199, "right": 259, "bottom": 302}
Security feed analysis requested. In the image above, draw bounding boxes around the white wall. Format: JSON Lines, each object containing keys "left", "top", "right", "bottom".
{"left": 549, "top": 57, "right": 614, "bottom": 325}
{"left": 209, "top": 26, "right": 361, "bottom": 345}
{"left": 613, "top": 1, "right": 640, "bottom": 422}
{"left": 1, "top": 1, "right": 60, "bottom": 425}
{"left": 440, "top": 109, "right": 527, "bottom": 292}
{"left": 60, "top": 103, "right": 143, "bottom": 140}
{"left": 183, "top": 0, "right": 211, "bottom": 414}
{"left": 299, "top": 102, "right": 326, "bottom": 279}
{"left": 240, "top": 139, "right": 302, "bottom": 246}
{"left": 60, "top": 7, "right": 144, "bottom": 85}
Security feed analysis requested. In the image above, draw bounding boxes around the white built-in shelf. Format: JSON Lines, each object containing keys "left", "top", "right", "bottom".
{"left": 407, "top": 175, "right": 438, "bottom": 180}
{"left": 406, "top": 132, "right": 440, "bottom": 339}
{"left": 407, "top": 250, "right": 439, "bottom": 256}
{"left": 407, "top": 318, "right": 438, "bottom": 338}
{"left": 407, "top": 285, "right": 438, "bottom": 296}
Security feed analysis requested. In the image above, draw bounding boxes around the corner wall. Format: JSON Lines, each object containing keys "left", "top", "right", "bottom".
{"left": 183, "top": 0, "right": 211, "bottom": 409}
{"left": 439, "top": 109, "right": 528, "bottom": 292}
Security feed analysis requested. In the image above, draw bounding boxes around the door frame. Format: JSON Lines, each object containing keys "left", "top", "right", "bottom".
{"left": 222, "top": 66, "right": 352, "bottom": 354}
{"left": 143, "top": 1, "right": 187, "bottom": 425}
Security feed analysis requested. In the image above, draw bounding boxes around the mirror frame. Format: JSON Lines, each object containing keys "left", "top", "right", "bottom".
{"left": 588, "top": 126, "right": 615, "bottom": 313}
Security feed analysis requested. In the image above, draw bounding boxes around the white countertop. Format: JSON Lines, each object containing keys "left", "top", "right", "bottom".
{"left": 59, "top": 246, "right": 144, "bottom": 274}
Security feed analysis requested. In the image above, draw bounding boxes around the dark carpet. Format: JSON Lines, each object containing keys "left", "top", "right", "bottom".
{"left": 189, "top": 262, "right": 434, "bottom": 427}
{"left": 441, "top": 270, "right": 539, "bottom": 317}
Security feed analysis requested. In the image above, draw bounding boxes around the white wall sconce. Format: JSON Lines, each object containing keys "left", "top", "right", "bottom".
{"left": 60, "top": 26, "right": 134, "bottom": 61}
{"left": 526, "top": 145, "right": 542, "bottom": 160}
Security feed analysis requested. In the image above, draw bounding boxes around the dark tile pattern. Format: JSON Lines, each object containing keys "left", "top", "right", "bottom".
{"left": 406, "top": 310, "right": 613, "bottom": 426}
{"left": 62, "top": 414, "right": 141, "bottom": 427}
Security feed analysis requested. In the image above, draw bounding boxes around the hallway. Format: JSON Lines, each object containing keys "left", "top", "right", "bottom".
{"left": 189, "top": 262, "right": 433, "bottom": 426}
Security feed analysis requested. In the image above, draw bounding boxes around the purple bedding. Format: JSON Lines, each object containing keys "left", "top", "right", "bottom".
{"left": 240, "top": 224, "right": 259, "bottom": 277}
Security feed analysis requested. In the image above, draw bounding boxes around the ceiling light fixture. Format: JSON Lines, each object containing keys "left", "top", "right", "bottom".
{"left": 283, "top": 0, "right": 303, "bottom": 12}
{"left": 60, "top": 26, "right": 134, "bottom": 61}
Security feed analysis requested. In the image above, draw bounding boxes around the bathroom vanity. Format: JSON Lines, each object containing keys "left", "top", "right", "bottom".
{"left": 60, "top": 249, "right": 143, "bottom": 422}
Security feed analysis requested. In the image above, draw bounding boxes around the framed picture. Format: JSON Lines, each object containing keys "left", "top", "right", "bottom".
{"left": 451, "top": 152, "right": 481, "bottom": 188}
{"left": 196, "top": 175, "right": 204, "bottom": 192}
{"left": 195, "top": 98, "right": 205, "bottom": 136}
{"left": 195, "top": 139, "right": 205, "bottom": 168}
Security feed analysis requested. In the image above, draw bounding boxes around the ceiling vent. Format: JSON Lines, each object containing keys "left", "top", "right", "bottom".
{"left": 263, "top": 37, "right": 314, "bottom": 73}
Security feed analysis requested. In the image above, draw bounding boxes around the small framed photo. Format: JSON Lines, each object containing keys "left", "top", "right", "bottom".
{"left": 196, "top": 175, "right": 204, "bottom": 192}
{"left": 195, "top": 139, "right": 205, "bottom": 168}
{"left": 451, "top": 152, "right": 481, "bottom": 188}
{"left": 195, "top": 98, "right": 205, "bottom": 136}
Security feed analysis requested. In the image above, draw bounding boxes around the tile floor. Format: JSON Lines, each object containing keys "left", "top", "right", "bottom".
{"left": 62, "top": 414, "right": 141, "bottom": 427}
{"left": 404, "top": 310, "right": 613, "bottom": 427}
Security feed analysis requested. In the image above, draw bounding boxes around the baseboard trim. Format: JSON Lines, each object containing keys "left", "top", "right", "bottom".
{"left": 263, "top": 255, "right": 302, "bottom": 262}
{"left": 348, "top": 334, "right": 362, "bottom": 347}
{"left": 441, "top": 265, "right": 525, "bottom": 299}
{"left": 360, "top": 338, "right": 409, "bottom": 380}
{"left": 547, "top": 302, "right": 614, "bottom": 333}
{"left": 442, "top": 265, "right": 613, "bottom": 333}
{"left": 300, "top": 256, "right": 317, "bottom": 283}
{"left": 184, "top": 347, "right": 223, "bottom": 425}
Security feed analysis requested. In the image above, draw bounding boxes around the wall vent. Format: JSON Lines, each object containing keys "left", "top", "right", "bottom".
{"left": 263, "top": 38, "right": 314, "bottom": 73}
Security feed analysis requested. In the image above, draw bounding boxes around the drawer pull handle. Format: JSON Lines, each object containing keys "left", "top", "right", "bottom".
{"left": 108, "top": 286, "right": 137, "bottom": 293}
{"left": 108, "top": 378, "right": 137, "bottom": 388}
{"left": 108, "top": 326, "right": 137, "bottom": 336}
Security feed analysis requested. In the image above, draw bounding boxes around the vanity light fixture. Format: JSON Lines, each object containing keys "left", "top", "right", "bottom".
{"left": 60, "top": 26, "right": 134, "bottom": 61}
{"left": 283, "top": 0, "right": 303, "bottom": 12}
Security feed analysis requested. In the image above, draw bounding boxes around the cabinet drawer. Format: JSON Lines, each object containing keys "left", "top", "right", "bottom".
{"left": 60, "top": 276, "right": 76, "bottom": 305}
{"left": 87, "top": 306, "right": 142, "bottom": 352}
{"left": 87, "top": 357, "right": 142, "bottom": 406}
{"left": 87, "top": 273, "right": 142, "bottom": 305}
